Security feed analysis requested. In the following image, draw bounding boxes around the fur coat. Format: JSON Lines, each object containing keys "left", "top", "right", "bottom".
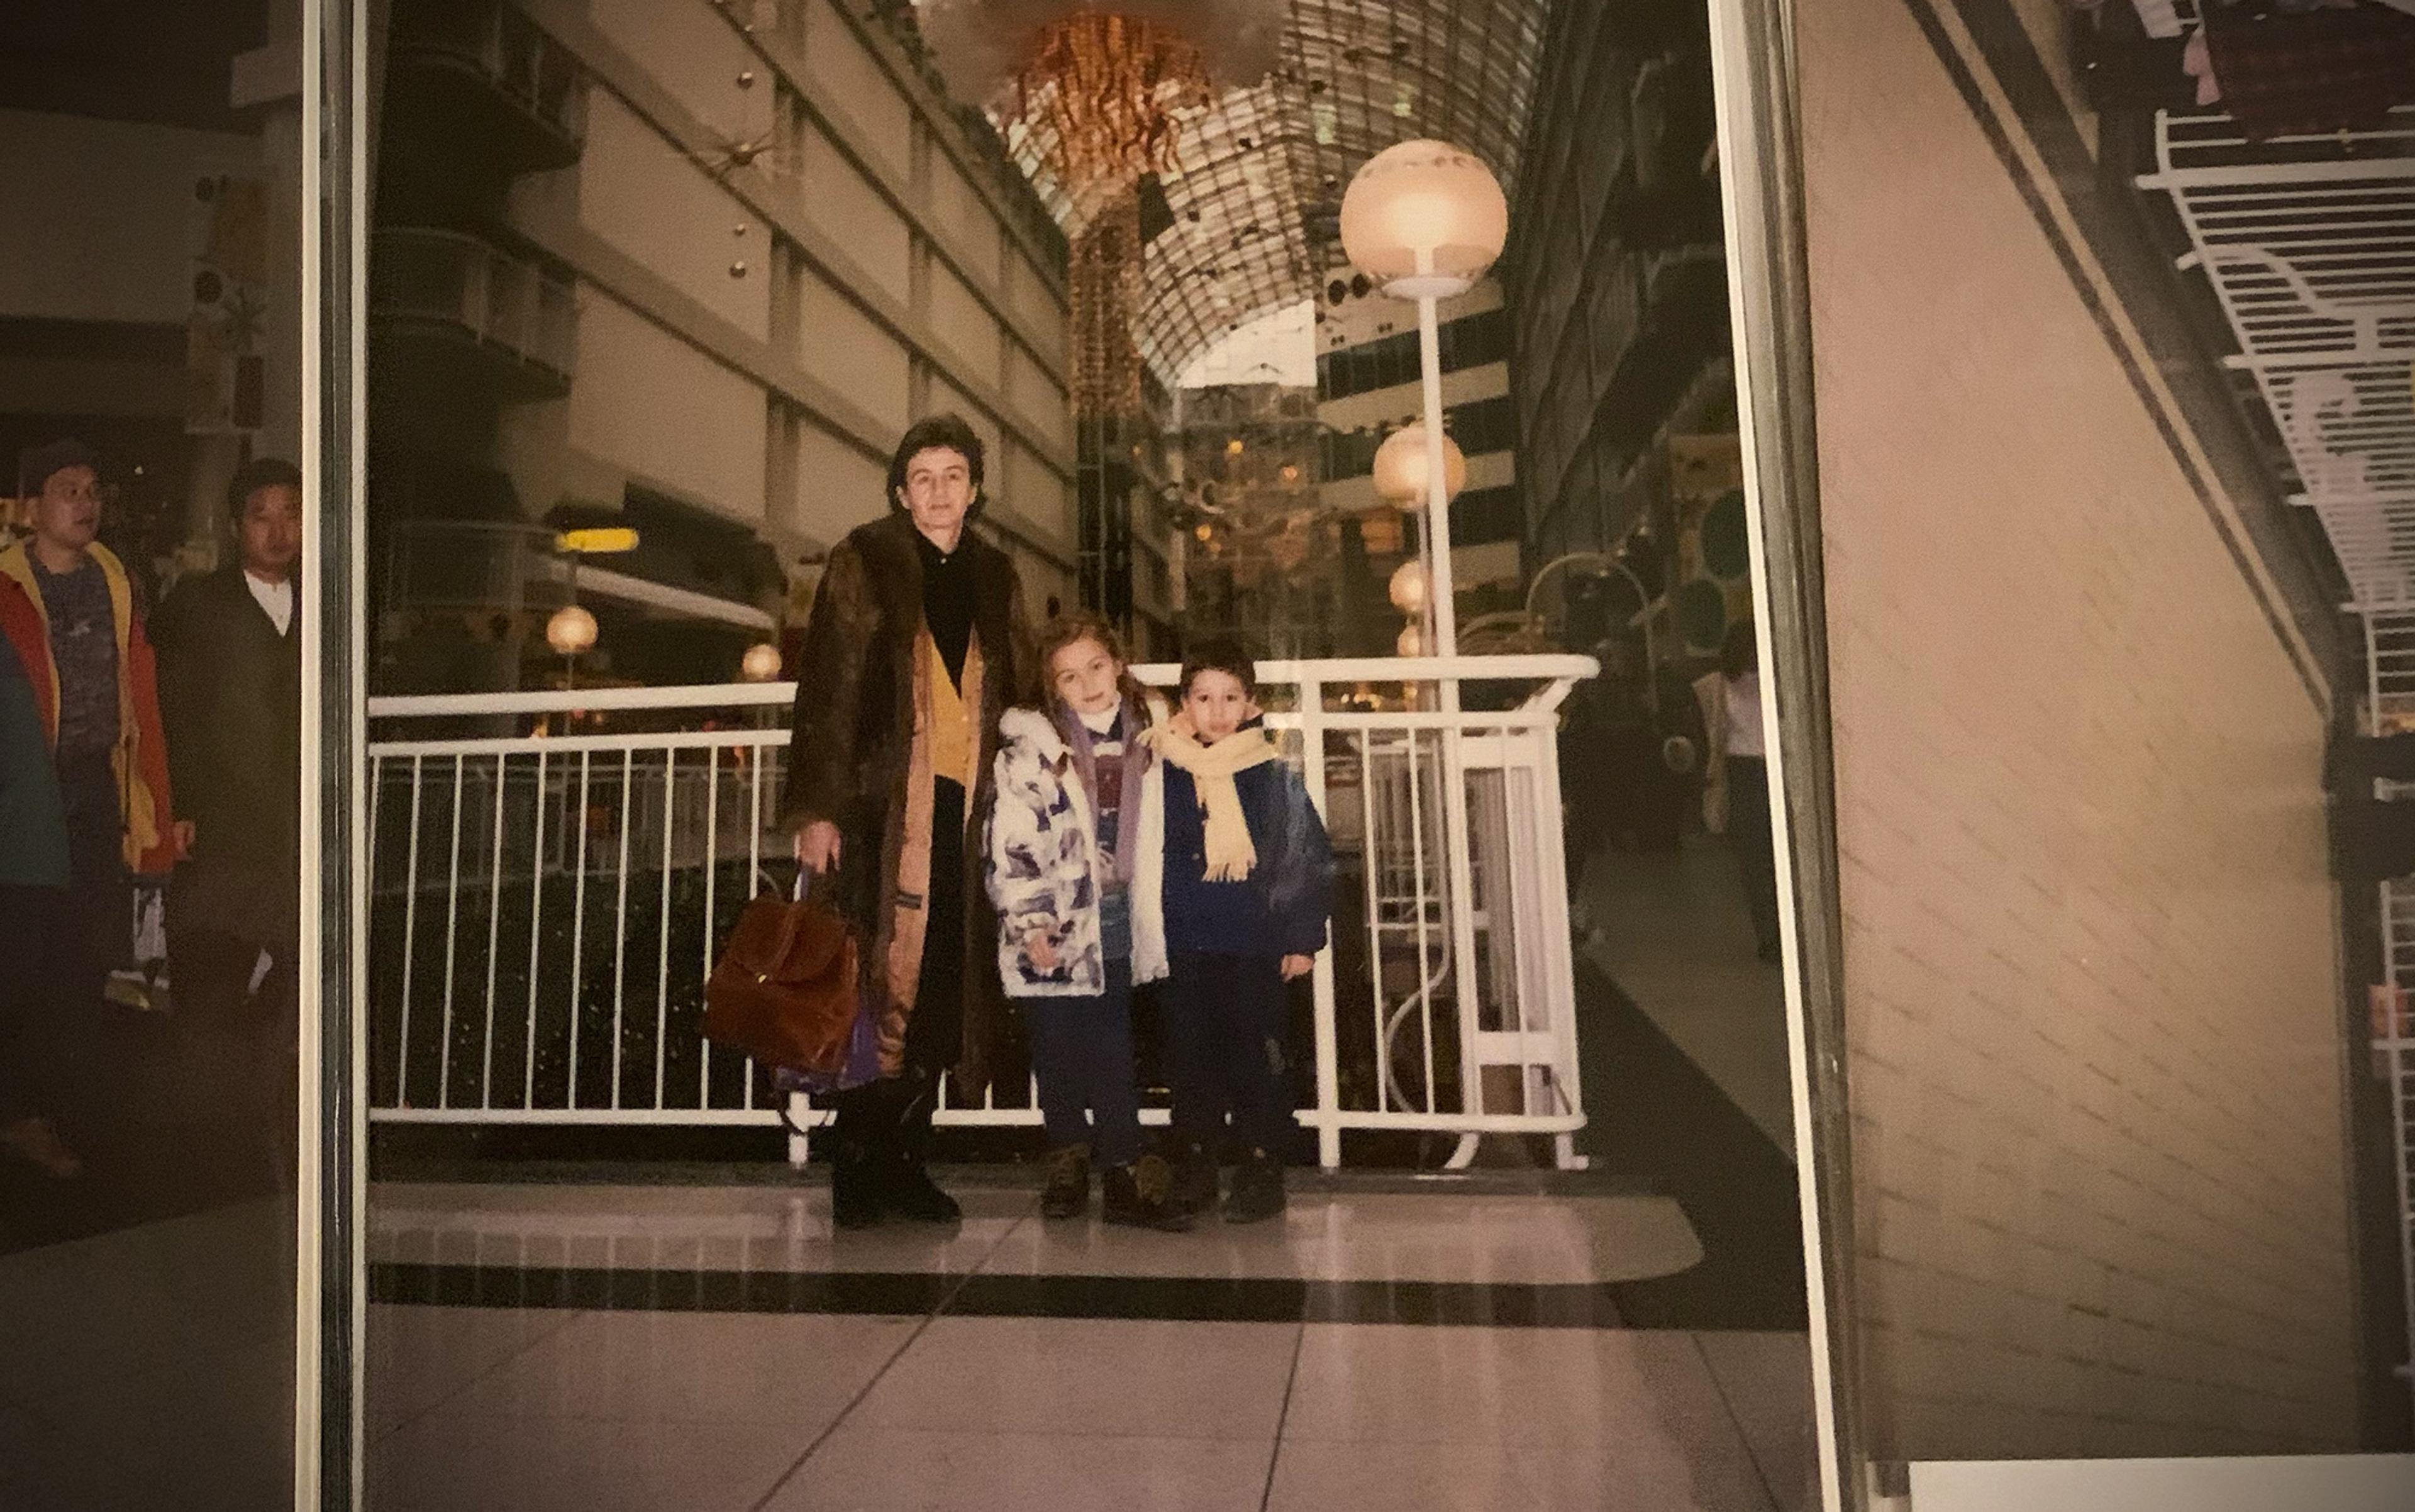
{"left": 779, "top": 511, "right": 1035, "bottom": 1096}
{"left": 984, "top": 698, "right": 1169, "bottom": 998}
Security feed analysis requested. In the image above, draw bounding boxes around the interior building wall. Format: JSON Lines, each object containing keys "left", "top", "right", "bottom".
{"left": 1796, "top": 0, "right": 2359, "bottom": 1459}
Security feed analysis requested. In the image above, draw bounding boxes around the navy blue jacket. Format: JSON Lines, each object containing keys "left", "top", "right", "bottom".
{"left": 1162, "top": 731, "right": 1333, "bottom": 959}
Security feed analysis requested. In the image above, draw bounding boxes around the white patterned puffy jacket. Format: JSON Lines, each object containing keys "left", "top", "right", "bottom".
{"left": 982, "top": 699, "right": 1169, "bottom": 998}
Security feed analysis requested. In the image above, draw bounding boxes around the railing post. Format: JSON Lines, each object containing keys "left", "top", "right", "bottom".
{"left": 1297, "top": 677, "right": 1342, "bottom": 1170}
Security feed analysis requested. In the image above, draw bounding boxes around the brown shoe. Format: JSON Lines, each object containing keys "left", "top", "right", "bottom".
{"left": 1102, "top": 1156, "right": 1194, "bottom": 1232}
{"left": 1, "top": 1117, "right": 84, "bottom": 1179}
{"left": 1040, "top": 1145, "right": 1091, "bottom": 1220}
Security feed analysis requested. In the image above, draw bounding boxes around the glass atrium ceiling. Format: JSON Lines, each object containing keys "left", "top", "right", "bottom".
{"left": 970, "top": 0, "right": 1552, "bottom": 384}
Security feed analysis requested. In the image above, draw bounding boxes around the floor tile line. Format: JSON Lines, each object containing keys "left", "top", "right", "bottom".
{"left": 1688, "top": 1330, "right": 1784, "bottom": 1512}
{"left": 1257, "top": 1324, "right": 1307, "bottom": 1512}
{"left": 744, "top": 1204, "right": 1033, "bottom": 1512}
{"left": 371, "top": 1307, "right": 591, "bottom": 1445}
{"left": 743, "top": 1309, "right": 942, "bottom": 1512}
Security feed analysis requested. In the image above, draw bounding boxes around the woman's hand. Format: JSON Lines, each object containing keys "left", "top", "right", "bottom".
{"left": 1280, "top": 953, "right": 1314, "bottom": 981}
{"left": 1023, "top": 930, "right": 1058, "bottom": 973}
{"left": 794, "top": 820, "right": 841, "bottom": 874}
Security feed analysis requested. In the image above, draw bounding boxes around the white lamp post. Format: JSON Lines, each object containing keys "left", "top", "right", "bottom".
{"left": 1342, "top": 138, "right": 1508, "bottom": 674}
{"left": 1344, "top": 140, "right": 1511, "bottom": 1148}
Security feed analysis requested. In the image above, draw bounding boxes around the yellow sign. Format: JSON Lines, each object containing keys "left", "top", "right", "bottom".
{"left": 555, "top": 527, "right": 640, "bottom": 555}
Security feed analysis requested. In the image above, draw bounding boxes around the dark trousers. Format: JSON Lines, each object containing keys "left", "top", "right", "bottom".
{"left": 0, "top": 883, "right": 74, "bottom": 1122}
{"left": 1725, "top": 755, "right": 1782, "bottom": 954}
{"left": 1164, "top": 952, "right": 1293, "bottom": 1158}
{"left": 1026, "top": 957, "right": 1142, "bottom": 1166}
{"left": 836, "top": 777, "right": 965, "bottom": 1148}
{"left": 169, "top": 918, "right": 301, "bottom": 1146}
{"left": 58, "top": 753, "right": 129, "bottom": 1012}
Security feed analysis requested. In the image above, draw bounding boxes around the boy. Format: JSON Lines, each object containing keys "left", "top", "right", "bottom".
{"left": 1145, "top": 636, "right": 1333, "bottom": 1222}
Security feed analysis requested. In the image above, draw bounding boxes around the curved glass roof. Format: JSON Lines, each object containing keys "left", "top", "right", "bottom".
{"left": 989, "top": 1, "right": 1550, "bottom": 382}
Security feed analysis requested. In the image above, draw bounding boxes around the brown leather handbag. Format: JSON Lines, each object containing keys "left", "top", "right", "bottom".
{"left": 702, "top": 881, "right": 860, "bottom": 1078}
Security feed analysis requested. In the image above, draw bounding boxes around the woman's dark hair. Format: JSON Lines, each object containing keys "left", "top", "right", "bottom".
{"left": 1178, "top": 634, "right": 1258, "bottom": 701}
{"left": 1035, "top": 609, "right": 1149, "bottom": 713}
{"left": 1720, "top": 621, "right": 1758, "bottom": 680}
{"left": 886, "top": 413, "right": 985, "bottom": 508}
{"left": 226, "top": 457, "right": 301, "bottom": 521}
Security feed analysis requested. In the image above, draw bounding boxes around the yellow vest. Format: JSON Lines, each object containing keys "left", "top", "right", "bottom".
{"left": 926, "top": 631, "right": 977, "bottom": 787}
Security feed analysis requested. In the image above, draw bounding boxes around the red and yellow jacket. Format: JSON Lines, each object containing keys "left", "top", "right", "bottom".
{"left": 0, "top": 538, "right": 179, "bottom": 874}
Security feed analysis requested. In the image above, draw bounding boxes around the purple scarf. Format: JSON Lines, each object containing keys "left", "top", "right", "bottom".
{"left": 1054, "top": 693, "right": 1150, "bottom": 889}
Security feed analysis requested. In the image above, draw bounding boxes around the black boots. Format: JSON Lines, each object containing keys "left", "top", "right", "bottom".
{"left": 1222, "top": 1147, "right": 1286, "bottom": 1225}
{"left": 830, "top": 1129, "right": 884, "bottom": 1230}
{"left": 829, "top": 1071, "right": 960, "bottom": 1228}
{"left": 1041, "top": 1145, "right": 1091, "bottom": 1220}
{"left": 882, "top": 1069, "right": 962, "bottom": 1223}
{"left": 1168, "top": 1138, "right": 1220, "bottom": 1219}
{"left": 1102, "top": 1155, "right": 1193, "bottom": 1232}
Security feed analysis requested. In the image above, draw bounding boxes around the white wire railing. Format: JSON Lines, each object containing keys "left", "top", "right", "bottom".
{"left": 2146, "top": 106, "right": 2415, "bottom": 1422}
{"left": 364, "top": 655, "right": 1597, "bottom": 1169}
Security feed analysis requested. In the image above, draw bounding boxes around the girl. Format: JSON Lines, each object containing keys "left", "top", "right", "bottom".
{"left": 985, "top": 612, "right": 1188, "bottom": 1230}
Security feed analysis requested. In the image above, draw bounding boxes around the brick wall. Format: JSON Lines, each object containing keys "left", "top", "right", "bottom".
{"left": 1796, "top": 0, "right": 2360, "bottom": 1459}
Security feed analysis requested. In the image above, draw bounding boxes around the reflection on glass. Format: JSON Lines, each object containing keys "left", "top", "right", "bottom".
{"left": 0, "top": 1, "right": 306, "bottom": 1504}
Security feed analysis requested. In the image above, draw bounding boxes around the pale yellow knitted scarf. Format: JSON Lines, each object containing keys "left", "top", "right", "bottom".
{"left": 1145, "top": 713, "right": 1280, "bottom": 881}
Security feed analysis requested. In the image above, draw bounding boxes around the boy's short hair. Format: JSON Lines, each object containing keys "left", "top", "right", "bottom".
{"left": 1178, "top": 635, "right": 1258, "bottom": 701}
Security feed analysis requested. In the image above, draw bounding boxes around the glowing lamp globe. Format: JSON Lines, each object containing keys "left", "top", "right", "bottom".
{"left": 739, "top": 642, "right": 784, "bottom": 682}
{"left": 546, "top": 603, "right": 598, "bottom": 657}
{"left": 1371, "top": 425, "right": 1467, "bottom": 505}
{"left": 1395, "top": 622, "right": 1424, "bottom": 657}
{"left": 1387, "top": 559, "right": 1428, "bottom": 616}
{"left": 1340, "top": 140, "right": 1509, "bottom": 300}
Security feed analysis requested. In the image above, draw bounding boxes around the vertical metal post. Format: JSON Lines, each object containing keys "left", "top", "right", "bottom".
{"left": 1300, "top": 679, "right": 1341, "bottom": 1169}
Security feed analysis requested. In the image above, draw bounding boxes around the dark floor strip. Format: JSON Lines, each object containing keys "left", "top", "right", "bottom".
{"left": 1573, "top": 960, "right": 1810, "bottom": 1331}
{"left": 370, "top": 1261, "right": 1633, "bottom": 1329}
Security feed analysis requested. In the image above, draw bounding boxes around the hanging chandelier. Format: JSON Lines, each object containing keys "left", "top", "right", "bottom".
{"left": 917, "top": 1, "right": 1283, "bottom": 413}
{"left": 918, "top": 1, "right": 1280, "bottom": 209}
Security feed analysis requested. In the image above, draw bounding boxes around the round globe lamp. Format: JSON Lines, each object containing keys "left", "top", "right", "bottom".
{"left": 546, "top": 603, "right": 599, "bottom": 657}
{"left": 1387, "top": 559, "right": 1428, "bottom": 617}
{"left": 1371, "top": 425, "right": 1467, "bottom": 506}
{"left": 739, "top": 642, "right": 784, "bottom": 682}
{"left": 1340, "top": 140, "right": 1509, "bottom": 300}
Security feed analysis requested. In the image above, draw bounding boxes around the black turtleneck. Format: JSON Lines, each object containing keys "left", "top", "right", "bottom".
{"left": 915, "top": 526, "right": 974, "bottom": 687}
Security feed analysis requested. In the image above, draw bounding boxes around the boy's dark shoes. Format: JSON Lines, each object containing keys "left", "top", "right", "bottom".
{"left": 1223, "top": 1147, "right": 1286, "bottom": 1225}
{"left": 1041, "top": 1144, "right": 1091, "bottom": 1220}
{"left": 1103, "top": 1155, "right": 1194, "bottom": 1231}
{"left": 1168, "top": 1140, "right": 1220, "bottom": 1217}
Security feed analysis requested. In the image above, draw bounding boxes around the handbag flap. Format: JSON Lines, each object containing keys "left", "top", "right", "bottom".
{"left": 721, "top": 894, "right": 852, "bottom": 985}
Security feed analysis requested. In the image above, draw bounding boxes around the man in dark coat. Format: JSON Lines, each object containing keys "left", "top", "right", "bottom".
{"left": 152, "top": 457, "right": 303, "bottom": 1148}
{"left": 782, "top": 413, "right": 1036, "bottom": 1227}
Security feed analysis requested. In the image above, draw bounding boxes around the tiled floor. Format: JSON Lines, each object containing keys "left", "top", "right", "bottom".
{"left": 0, "top": 1199, "right": 297, "bottom": 1511}
{"left": 363, "top": 1179, "right": 1814, "bottom": 1512}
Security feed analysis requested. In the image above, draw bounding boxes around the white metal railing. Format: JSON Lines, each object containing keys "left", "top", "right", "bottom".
{"left": 372, "top": 228, "right": 577, "bottom": 381}
{"left": 2142, "top": 108, "right": 2415, "bottom": 621}
{"left": 364, "top": 655, "right": 1598, "bottom": 1170}
{"left": 2148, "top": 106, "right": 2415, "bottom": 1426}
